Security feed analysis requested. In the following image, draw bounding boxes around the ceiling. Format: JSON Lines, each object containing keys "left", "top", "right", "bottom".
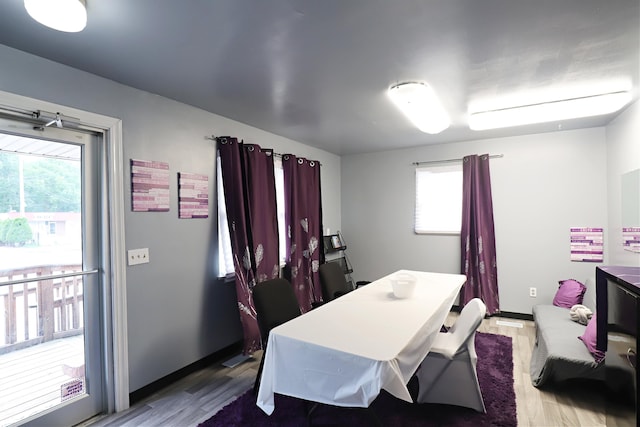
{"left": 0, "top": 0, "right": 637, "bottom": 155}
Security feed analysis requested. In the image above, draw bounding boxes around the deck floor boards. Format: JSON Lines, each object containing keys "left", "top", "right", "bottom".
{"left": 0, "top": 334, "right": 84, "bottom": 426}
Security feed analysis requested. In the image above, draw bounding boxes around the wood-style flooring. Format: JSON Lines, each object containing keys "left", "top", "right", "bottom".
{"left": 80, "top": 314, "right": 635, "bottom": 427}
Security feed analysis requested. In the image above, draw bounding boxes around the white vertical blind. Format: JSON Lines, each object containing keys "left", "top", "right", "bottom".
{"left": 217, "top": 155, "right": 234, "bottom": 277}
{"left": 273, "top": 157, "right": 287, "bottom": 266}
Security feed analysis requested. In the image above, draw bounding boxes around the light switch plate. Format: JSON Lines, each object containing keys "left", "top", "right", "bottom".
{"left": 128, "top": 248, "right": 150, "bottom": 265}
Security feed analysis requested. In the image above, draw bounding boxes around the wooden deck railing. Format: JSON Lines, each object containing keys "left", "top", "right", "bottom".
{"left": 0, "top": 265, "right": 84, "bottom": 355}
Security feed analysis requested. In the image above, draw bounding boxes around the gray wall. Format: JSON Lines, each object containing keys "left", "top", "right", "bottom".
{"left": 606, "top": 101, "right": 640, "bottom": 266}
{"left": 342, "top": 128, "right": 609, "bottom": 314}
{"left": 0, "top": 44, "right": 342, "bottom": 392}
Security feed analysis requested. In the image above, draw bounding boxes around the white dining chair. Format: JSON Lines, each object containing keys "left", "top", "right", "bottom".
{"left": 414, "top": 297, "right": 487, "bottom": 412}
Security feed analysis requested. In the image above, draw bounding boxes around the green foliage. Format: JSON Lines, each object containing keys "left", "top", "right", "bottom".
{"left": 24, "top": 158, "right": 81, "bottom": 212}
{"left": 0, "top": 152, "right": 80, "bottom": 213}
{"left": 0, "top": 152, "right": 19, "bottom": 212}
{"left": 0, "top": 219, "right": 8, "bottom": 242}
{"left": 0, "top": 217, "right": 33, "bottom": 246}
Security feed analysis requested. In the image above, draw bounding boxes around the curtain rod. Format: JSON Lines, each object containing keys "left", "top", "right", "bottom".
{"left": 206, "top": 135, "right": 321, "bottom": 165}
{"left": 412, "top": 154, "right": 504, "bottom": 166}
{"left": 206, "top": 134, "right": 285, "bottom": 158}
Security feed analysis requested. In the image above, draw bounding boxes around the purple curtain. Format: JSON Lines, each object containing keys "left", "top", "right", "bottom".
{"left": 282, "top": 154, "right": 322, "bottom": 312}
{"left": 218, "top": 137, "right": 280, "bottom": 354}
{"left": 460, "top": 154, "right": 500, "bottom": 315}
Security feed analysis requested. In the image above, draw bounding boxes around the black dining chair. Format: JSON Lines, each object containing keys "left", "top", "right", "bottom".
{"left": 252, "top": 277, "right": 301, "bottom": 394}
{"left": 318, "top": 262, "right": 353, "bottom": 302}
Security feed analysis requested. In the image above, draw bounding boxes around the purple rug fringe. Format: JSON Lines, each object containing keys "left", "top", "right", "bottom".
{"left": 199, "top": 332, "right": 516, "bottom": 427}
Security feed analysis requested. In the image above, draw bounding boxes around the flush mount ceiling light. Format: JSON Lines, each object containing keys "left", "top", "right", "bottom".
{"left": 388, "top": 82, "right": 451, "bottom": 134}
{"left": 468, "top": 91, "right": 632, "bottom": 131}
{"left": 24, "top": 0, "right": 87, "bottom": 32}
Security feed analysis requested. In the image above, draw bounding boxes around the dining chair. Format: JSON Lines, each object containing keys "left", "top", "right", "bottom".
{"left": 414, "top": 297, "right": 487, "bottom": 412}
{"left": 252, "top": 277, "right": 301, "bottom": 394}
{"left": 318, "top": 261, "right": 353, "bottom": 302}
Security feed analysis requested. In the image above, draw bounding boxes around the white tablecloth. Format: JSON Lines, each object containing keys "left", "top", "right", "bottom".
{"left": 256, "top": 269, "right": 466, "bottom": 415}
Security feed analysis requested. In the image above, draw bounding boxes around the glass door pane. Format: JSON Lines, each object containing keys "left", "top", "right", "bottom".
{"left": 0, "top": 128, "right": 103, "bottom": 426}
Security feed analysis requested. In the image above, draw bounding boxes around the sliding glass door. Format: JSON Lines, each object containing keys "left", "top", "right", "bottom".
{"left": 0, "top": 119, "right": 105, "bottom": 426}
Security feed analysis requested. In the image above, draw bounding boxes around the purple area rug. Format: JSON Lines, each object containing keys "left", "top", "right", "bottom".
{"left": 199, "top": 332, "right": 516, "bottom": 427}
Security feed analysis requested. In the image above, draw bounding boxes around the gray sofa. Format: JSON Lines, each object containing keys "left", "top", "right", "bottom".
{"left": 530, "top": 304, "right": 604, "bottom": 387}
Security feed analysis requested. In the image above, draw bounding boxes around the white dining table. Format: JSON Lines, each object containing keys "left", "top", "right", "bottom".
{"left": 256, "top": 269, "right": 466, "bottom": 415}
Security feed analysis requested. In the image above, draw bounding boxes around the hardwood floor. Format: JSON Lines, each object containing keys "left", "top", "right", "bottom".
{"left": 475, "top": 315, "right": 632, "bottom": 427}
{"left": 80, "top": 315, "right": 634, "bottom": 427}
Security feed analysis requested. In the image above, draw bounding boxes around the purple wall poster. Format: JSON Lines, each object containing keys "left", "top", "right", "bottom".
{"left": 623, "top": 227, "right": 640, "bottom": 253}
{"left": 570, "top": 227, "right": 604, "bottom": 262}
{"left": 131, "top": 159, "right": 170, "bottom": 212}
{"left": 178, "top": 172, "right": 209, "bottom": 219}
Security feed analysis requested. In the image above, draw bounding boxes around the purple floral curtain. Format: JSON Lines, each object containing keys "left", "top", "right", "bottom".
{"left": 282, "top": 154, "right": 322, "bottom": 312}
{"left": 218, "top": 137, "right": 280, "bottom": 354}
{"left": 460, "top": 154, "right": 500, "bottom": 315}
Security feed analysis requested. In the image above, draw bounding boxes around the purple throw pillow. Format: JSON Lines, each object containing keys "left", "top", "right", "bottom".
{"left": 578, "top": 313, "right": 605, "bottom": 363}
{"left": 552, "top": 279, "right": 586, "bottom": 308}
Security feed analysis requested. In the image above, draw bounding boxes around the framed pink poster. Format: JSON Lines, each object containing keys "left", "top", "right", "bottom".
{"left": 131, "top": 159, "right": 170, "bottom": 212}
{"left": 178, "top": 172, "right": 209, "bottom": 219}
{"left": 623, "top": 227, "right": 640, "bottom": 253}
{"left": 570, "top": 227, "right": 603, "bottom": 262}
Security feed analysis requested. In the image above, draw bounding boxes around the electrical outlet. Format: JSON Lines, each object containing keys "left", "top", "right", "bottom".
{"left": 529, "top": 287, "right": 537, "bottom": 298}
{"left": 128, "top": 248, "right": 150, "bottom": 265}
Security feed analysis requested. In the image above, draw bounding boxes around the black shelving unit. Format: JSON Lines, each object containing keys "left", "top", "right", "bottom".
{"left": 323, "top": 232, "right": 354, "bottom": 288}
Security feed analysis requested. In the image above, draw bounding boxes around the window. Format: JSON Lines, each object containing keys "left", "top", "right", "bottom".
{"left": 415, "top": 164, "right": 462, "bottom": 234}
{"left": 217, "top": 155, "right": 287, "bottom": 278}
{"left": 273, "top": 157, "right": 287, "bottom": 267}
{"left": 216, "top": 155, "right": 234, "bottom": 277}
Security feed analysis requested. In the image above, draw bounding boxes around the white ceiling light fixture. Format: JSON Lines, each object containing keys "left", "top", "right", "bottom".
{"left": 388, "top": 82, "right": 451, "bottom": 134}
{"left": 24, "top": 0, "right": 87, "bottom": 33}
{"left": 468, "top": 91, "right": 632, "bottom": 131}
